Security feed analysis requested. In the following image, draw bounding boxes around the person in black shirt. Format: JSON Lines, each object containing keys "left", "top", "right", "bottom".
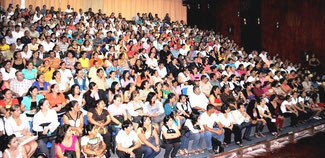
{"left": 159, "top": 45, "right": 171, "bottom": 65}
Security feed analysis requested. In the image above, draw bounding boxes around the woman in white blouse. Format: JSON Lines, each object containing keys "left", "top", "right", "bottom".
{"left": 220, "top": 106, "right": 243, "bottom": 147}
{"left": 146, "top": 51, "right": 158, "bottom": 70}
{"left": 5, "top": 105, "right": 38, "bottom": 157}
{"left": 127, "top": 91, "right": 148, "bottom": 129}
{"left": 68, "top": 84, "right": 86, "bottom": 113}
{"left": 49, "top": 70, "right": 69, "bottom": 93}
{"left": 32, "top": 98, "right": 60, "bottom": 158}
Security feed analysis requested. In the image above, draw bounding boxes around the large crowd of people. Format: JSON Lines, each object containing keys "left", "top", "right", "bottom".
{"left": 0, "top": 3, "right": 324, "bottom": 158}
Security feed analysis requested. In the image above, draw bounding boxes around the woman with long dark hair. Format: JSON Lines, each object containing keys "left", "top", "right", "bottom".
{"left": 21, "top": 86, "right": 44, "bottom": 113}
{"left": 55, "top": 124, "right": 81, "bottom": 158}
{"left": 120, "top": 71, "right": 135, "bottom": 88}
{"left": 83, "top": 82, "right": 108, "bottom": 111}
{"left": 137, "top": 116, "right": 161, "bottom": 158}
{"left": 49, "top": 70, "right": 70, "bottom": 93}
{"left": 267, "top": 94, "right": 284, "bottom": 131}
{"left": 1, "top": 135, "right": 28, "bottom": 158}
{"left": 108, "top": 81, "right": 124, "bottom": 103}
{"left": 161, "top": 115, "right": 181, "bottom": 158}
{"left": 11, "top": 51, "right": 26, "bottom": 71}
{"left": 246, "top": 100, "right": 266, "bottom": 138}
{"left": 209, "top": 86, "right": 223, "bottom": 110}
{"left": 62, "top": 101, "right": 84, "bottom": 136}
{"left": 163, "top": 93, "right": 178, "bottom": 116}
{"left": 143, "top": 92, "right": 165, "bottom": 130}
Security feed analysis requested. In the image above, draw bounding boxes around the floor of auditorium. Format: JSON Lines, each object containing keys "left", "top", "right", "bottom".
{"left": 109, "top": 118, "right": 325, "bottom": 158}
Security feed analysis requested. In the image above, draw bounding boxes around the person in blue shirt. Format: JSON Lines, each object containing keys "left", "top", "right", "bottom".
{"left": 22, "top": 61, "right": 38, "bottom": 80}
{"left": 21, "top": 86, "right": 44, "bottom": 113}
{"left": 106, "top": 59, "right": 123, "bottom": 78}
{"left": 164, "top": 93, "right": 178, "bottom": 116}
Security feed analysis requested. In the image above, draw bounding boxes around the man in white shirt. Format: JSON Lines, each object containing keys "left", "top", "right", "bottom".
{"left": 116, "top": 120, "right": 142, "bottom": 157}
{"left": 12, "top": 25, "right": 24, "bottom": 39}
{"left": 281, "top": 96, "right": 299, "bottom": 127}
{"left": 5, "top": 30, "right": 17, "bottom": 45}
{"left": 231, "top": 104, "right": 252, "bottom": 141}
{"left": 29, "top": 24, "right": 40, "bottom": 38}
{"left": 156, "top": 62, "right": 167, "bottom": 78}
{"left": 200, "top": 104, "right": 224, "bottom": 154}
{"left": 41, "top": 36, "right": 55, "bottom": 52}
{"left": 189, "top": 86, "right": 209, "bottom": 114}
{"left": 10, "top": 71, "right": 32, "bottom": 98}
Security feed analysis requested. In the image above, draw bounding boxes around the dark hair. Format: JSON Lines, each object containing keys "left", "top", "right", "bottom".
{"left": 52, "top": 70, "right": 60, "bottom": 79}
{"left": 110, "top": 81, "right": 120, "bottom": 93}
{"left": 221, "top": 105, "right": 230, "bottom": 113}
{"left": 26, "top": 86, "right": 38, "bottom": 97}
{"left": 9, "top": 104, "right": 20, "bottom": 112}
{"left": 113, "top": 94, "right": 122, "bottom": 101}
{"left": 189, "top": 113, "right": 200, "bottom": 125}
{"left": 140, "top": 80, "right": 149, "bottom": 89}
{"left": 164, "top": 93, "right": 176, "bottom": 105}
{"left": 38, "top": 98, "right": 47, "bottom": 110}
{"left": 146, "top": 92, "right": 157, "bottom": 104}
{"left": 138, "top": 116, "right": 150, "bottom": 132}
{"left": 95, "top": 99, "right": 105, "bottom": 108}
{"left": 88, "top": 82, "right": 97, "bottom": 90}
{"left": 122, "top": 119, "right": 132, "bottom": 130}
{"left": 55, "top": 124, "right": 70, "bottom": 143}
{"left": 163, "top": 115, "right": 173, "bottom": 126}
{"left": 206, "top": 104, "right": 215, "bottom": 111}
{"left": 210, "top": 86, "right": 220, "bottom": 97}
{"left": 1, "top": 135, "right": 16, "bottom": 151}
{"left": 84, "top": 124, "right": 95, "bottom": 135}
{"left": 270, "top": 94, "right": 277, "bottom": 102}
{"left": 122, "top": 70, "right": 130, "bottom": 81}
{"left": 50, "top": 84, "right": 57, "bottom": 93}
{"left": 71, "top": 84, "right": 80, "bottom": 95}
{"left": 66, "top": 100, "right": 78, "bottom": 112}
{"left": 96, "top": 68, "right": 104, "bottom": 74}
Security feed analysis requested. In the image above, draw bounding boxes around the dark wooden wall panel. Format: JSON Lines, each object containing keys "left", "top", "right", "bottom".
{"left": 215, "top": 0, "right": 241, "bottom": 45}
{"left": 261, "top": 0, "right": 325, "bottom": 71}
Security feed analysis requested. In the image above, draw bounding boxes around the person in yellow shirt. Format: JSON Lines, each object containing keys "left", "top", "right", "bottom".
{"left": 38, "top": 59, "right": 55, "bottom": 82}
{"left": 79, "top": 51, "right": 90, "bottom": 70}
{"left": 0, "top": 38, "right": 10, "bottom": 52}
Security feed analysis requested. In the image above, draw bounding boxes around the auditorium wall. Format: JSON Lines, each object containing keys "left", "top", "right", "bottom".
{"left": 215, "top": 0, "right": 325, "bottom": 71}
{"left": 0, "top": 0, "right": 187, "bottom": 22}
{"left": 261, "top": 0, "right": 325, "bottom": 70}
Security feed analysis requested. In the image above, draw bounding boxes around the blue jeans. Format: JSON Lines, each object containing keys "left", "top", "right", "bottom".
{"left": 112, "top": 125, "right": 122, "bottom": 147}
{"left": 141, "top": 137, "right": 160, "bottom": 158}
{"left": 205, "top": 128, "right": 224, "bottom": 150}
{"left": 239, "top": 122, "right": 252, "bottom": 139}
{"left": 181, "top": 132, "right": 205, "bottom": 150}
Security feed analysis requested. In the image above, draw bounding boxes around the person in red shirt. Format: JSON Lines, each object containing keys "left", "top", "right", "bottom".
{"left": 0, "top": 89, "right": 19, "bottom": 116}
{"left": 253, "top": 81, "right": 265, "bottom": 98}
